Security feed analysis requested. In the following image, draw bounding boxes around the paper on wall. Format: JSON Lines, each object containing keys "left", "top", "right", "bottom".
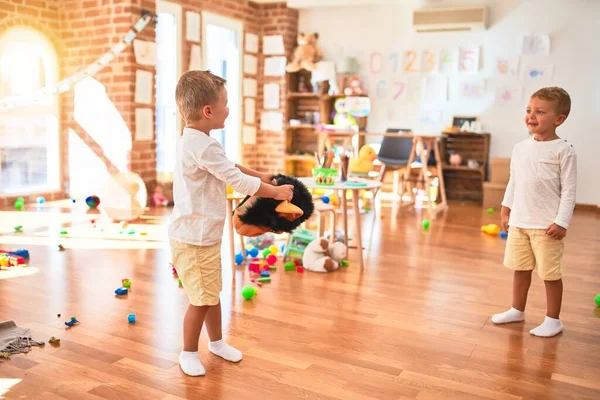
{"left": 495, "top": 85, "right": 522, "bottom": 105}
{"left": 185, "top": 11, "right": 201, "bottom": 42}
{"left": 263, "top": 83, "right": 280, "bottom": 110}
{"left": 459, "top": 47, "right": 480, "bottom": 73}
{"left": 520, "top": 34, "right": 550, "bottom": 55}
{"left": 243, "top": 78, "right": 257, "bottom": 97}
{"left": 263, "top": 35, "right": 285, "bottom": 55}
{"left": 242, "top": 125, "right": 257, "bottom": 145}
{"left": 189, "top": 45, "right": 202, "bottom": 70}
{"left": 439, "top": 48, "right": 458, "bottom": 74}
{"left": 133, "top": 40, "right": 156, "bottom": 66}
{"left": 245, "top": 33, "right": 258, "bottom": 53}
{"left": 524, "top": 64, "right": 554, "bottom": 81}
{"left": 260, "top": 111, "right": 283, "bottom": 132}
{"left": 244, "top": 98, "right": 255, "bottom": 124}
{"left": 264, "top": 56, "right": 287, "bottom": 76}
{"left": 135, "top": 108, "right": 154, "bottom": 141}
{"left": 425, "top": 76, "right": 447, "bottom": 103}
{"left": 460, "top": 79, "right": 486, "bottom": 98}
{"left": 243, "top": 54, "right": 257, "bottom": 75}
{"left": 496, "top": 56, "right": 519, "bottom": 75}
{"left": 134, "top": 70, "right": 153, "bottom": 104}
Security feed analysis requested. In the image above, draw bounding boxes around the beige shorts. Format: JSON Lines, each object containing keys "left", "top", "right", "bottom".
{"left": 503, "top": 227, "right": 564, "bottom": 281}
{"left": 170, "top": 239, "right": 222, "bottom": 306}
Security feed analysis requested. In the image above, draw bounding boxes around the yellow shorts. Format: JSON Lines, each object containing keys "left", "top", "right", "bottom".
{"left": 170, "top": 239, "right": 222, "bottom": 306}
{"left": 503, "top": 227, "right": 564, "bottom": 281}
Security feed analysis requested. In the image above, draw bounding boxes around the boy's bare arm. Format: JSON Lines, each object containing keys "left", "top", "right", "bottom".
{"left": 235, "top": 164, "right": 273, "bottom": 184}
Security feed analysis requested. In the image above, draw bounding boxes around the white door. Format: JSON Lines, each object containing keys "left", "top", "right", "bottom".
{"left": 202, "top": 12, "right": 242, "bottom": 163}
{"left": 156, "top": 1, "right": 183, "bottom": 183}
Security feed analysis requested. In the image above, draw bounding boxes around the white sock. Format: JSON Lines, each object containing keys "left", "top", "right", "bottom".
{"left": 209, "top": 339, "right": 242, "bottom": 362}
{"left": 530, "top": 316, "right": 563, "bottom": 338}
{"left": 491, "top": 307, "right": 525, "bottom": 324}
{"left": 179, "top": 351, "right": 205, "bottom": 376}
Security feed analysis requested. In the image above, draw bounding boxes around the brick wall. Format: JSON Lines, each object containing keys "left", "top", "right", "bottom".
{"left": 255, "top": 3, "right": 298, "bottom": 173}
{"left": 0, "top": 0, "right": 299, "bottom": 207}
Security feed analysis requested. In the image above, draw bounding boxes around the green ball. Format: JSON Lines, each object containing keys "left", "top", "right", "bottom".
{"left": 422, "top": 219, "right": 430, "bottom": 230}
{"left": 487, "top": 208, "right": 494, "bottom": 214}
{"left": 14, "top": 202, "right": 23, "bottom": 211}
{"left": 242, "top": 285, "right": 257, "bottom": 300}
{"left": 262, "top": 248, "right": 272, "bottom": 258}
{"left": 595, "top": 293, "right": 600, "bottom": 307}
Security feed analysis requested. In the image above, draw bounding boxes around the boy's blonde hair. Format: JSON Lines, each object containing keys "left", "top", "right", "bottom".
{"left": 531, "top": 86, "right": 571, "bottom": 117}
{"left": 175, "top": 70, "right": 226, "bottom": 124}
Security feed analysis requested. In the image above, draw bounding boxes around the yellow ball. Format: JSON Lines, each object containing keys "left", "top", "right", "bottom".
{"left": 268, "top": 245, "right": 279, "bottom": 255}
{"left": 0, "top": 256, "right": 7, "bottom": 267}
{"left": 227, "top": 186, "right": 234, "bottom": 194}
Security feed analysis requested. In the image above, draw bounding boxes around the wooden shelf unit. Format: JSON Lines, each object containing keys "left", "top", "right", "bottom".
{"left": 439, "top": 132, "right": 491, "bottom": 203}
{"left": 284, "top": 70, "right": 334, "bottom": 176}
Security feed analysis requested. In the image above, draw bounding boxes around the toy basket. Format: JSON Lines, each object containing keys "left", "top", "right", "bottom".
{"left": 312, "top": 168, "right": 337, "bottom": 186}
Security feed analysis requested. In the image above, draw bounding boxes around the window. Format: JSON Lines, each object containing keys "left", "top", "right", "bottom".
{"left": 0, "top": 27, "right": 60, "bottom": 194}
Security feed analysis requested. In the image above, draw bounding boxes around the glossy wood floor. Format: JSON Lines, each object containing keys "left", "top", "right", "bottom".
{"left": 1, "top": 201, "right": 599, "bottom": 400}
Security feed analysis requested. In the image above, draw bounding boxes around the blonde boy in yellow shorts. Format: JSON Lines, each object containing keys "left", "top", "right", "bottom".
{"left": 169, "top": 70, "right": 293, "bottom": 376}
{"left": 491, "top": 87, "right": 577, "bottom": 337}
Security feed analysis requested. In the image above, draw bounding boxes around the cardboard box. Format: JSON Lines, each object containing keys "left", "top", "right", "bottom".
{"left": 483, "top": 182, "right": 506, "bottom": 210}
{"left": 490, "top": 158, "right": 510, "bottom": 184}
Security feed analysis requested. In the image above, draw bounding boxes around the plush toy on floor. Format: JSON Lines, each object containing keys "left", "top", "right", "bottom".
{"left": 302, "top": 237, "right": 347, "bottom": 272}
{"left": 233, "top": 174, "right": 314, "bottom": 237}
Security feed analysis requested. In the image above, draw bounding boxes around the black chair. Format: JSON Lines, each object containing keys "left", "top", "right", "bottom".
{"left": 377, "top": 129, "right": 413, "bottom": 190}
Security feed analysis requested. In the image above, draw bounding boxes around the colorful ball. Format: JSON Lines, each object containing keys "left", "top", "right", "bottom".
{"left": 249, "top": 247, "right": 259, "bottom": 258}
{"left": 422, "top": 219, "right": 430, "bottom": 230}
{"left": 268, "top": 245, "right": 279, "bottom": 256}
{"left": 499, "top": 231, "right": 508, "bottom": 239}
{"left": 322, "top": 195, "right": 330, "bottom": 204}
{"left": 36, "top": 196, "right": 46, "bottom": 204}
{"left": 241, "top": 285, "right": 258, "bottom": 300}
{"left": 127, "top": 313, "right": 136, "bottom": 323}
{"left": 86, "top": 195, "right": 100, "bottom": 208}
{"left": 234, "top": 253, "right": 245, "bottom": 265}
{"left": 487, "top": 208, "right": 494, "bottom": 214}
{"left": 595, "top": 293, "right": 600, "bottom": 307}
{"left": 14, "top": 201, "right": 23, "bottom": 211}
{"left": 266, "top": 254, "right": 277, "bottom": 265}
{"left": 262, "top": 248, "right": 272, "bottom": 258}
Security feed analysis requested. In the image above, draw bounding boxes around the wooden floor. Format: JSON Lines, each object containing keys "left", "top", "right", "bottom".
{"left": 1, "top": 201, "right": 599, "bottom": 399}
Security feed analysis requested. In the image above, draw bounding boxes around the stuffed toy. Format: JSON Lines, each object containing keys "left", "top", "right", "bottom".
{"left": 349, "top": 144, "right": 377, "bottom": 175}
{"left": 343, "top": 76, "right": 366, "bottom": 96}
{"left": 233, "top": 174, "right": 314, "bottom": 237}
{"left": 286, "top": 32, "right": 323, "bottom": 73}
{"left": 302, "top": 237, "right": 347, "bottom": 273}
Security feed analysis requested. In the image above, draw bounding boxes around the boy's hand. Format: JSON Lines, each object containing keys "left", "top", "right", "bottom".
{"left": 546, "top": 223, "right": 567, "bottom": 240}
{"left": 274, "top": 184, "right": 294, "bottom": 201}
{"left": 500, "top": 206, "right": 510, "bottom": 232}
{"left": 260, "top": 173, "right": 275, "bottom": 185}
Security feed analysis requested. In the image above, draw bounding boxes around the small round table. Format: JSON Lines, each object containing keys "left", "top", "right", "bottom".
{"left": 298, "top": 178, "right": 381, "bottom": 269}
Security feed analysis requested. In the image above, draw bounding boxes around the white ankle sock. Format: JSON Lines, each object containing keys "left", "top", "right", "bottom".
{"left": 530, "top": 316, "right": 563, "bottom": 337}
{"left": 491, "top": 307, "right": 525, "bottom": 324}
{"left": 179, "top": 351, "right": 205, "bottom": 376}
{"left": 209, "top": 339, "right": 242, "bottom": 362}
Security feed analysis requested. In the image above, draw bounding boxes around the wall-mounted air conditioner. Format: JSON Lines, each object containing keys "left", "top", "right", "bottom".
{"left": 413, "top": 6, "right": 488, "bottom": 33}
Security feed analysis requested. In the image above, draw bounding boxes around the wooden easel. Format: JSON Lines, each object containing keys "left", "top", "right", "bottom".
{"left": 399, "top": 136, "right": 448, "bottom": 218}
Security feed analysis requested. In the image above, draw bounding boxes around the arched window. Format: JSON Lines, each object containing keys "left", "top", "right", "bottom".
{"left": 0, "top": 27, "right": 60, "bottom": 194}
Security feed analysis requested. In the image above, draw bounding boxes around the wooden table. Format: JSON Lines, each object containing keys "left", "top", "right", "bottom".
{"left": 299, "top": 177, "right": 381, "bottom": 269}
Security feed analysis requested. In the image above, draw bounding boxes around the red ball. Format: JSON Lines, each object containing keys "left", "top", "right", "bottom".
{"left": 266, "top": 254, "right": 277, "bottom": 265}
{"left": 263, "top": 265, "right": 270, "bottom": 271}
{"left": 296, "top": 266, "right": 304, "bottom": 273}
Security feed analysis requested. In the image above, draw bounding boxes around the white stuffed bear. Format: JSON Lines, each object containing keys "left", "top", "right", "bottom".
{"left": 302, "top": 237, "right": 347, "bottom": 272}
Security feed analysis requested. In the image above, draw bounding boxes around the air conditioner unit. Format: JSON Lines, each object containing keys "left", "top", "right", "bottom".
{"left": 413, "top": 6, "right": 488, "bottom": 33}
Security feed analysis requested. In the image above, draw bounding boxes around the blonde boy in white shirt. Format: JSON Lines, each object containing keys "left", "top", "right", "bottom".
{"left": 491, "top": 87, "right": 577, "bottom": 338}
{"left": 169, "top": 70, "right": 293, "bottom": 376}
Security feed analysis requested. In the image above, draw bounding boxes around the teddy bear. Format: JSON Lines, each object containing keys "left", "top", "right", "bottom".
{"left": 286, "top": 32, "right": 323, "bottom": 73}
{"left": 302, "top": 237, "right": 347, "bottom": 273}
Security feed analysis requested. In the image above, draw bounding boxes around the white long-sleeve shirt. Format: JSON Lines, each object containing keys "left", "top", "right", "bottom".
{"left": 502, "top": 137, "right": 577, "bottom": 229}
{"left": 168, "top": 128, "right": 261, "bottom": 246}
